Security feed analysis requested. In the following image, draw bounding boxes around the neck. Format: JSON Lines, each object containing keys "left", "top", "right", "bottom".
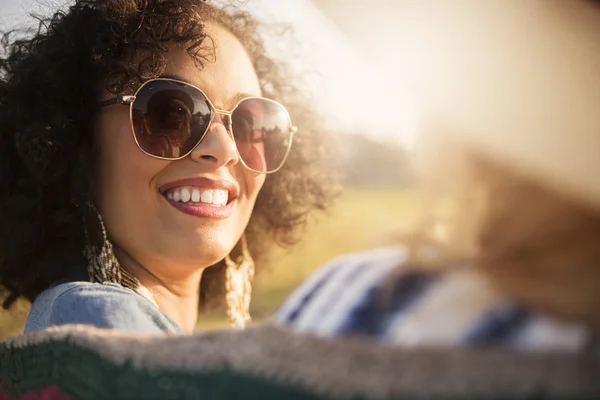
{"left": 146, "top": 279, "right": 202, "bottom": 334}
{"left": 115, "top": 249, "right": 204, "bottom": 334}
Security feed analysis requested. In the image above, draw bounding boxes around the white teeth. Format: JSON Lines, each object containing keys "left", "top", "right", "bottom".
{"left": 200, "top": 190, "right": 213, "bottom": 204}
{"left": 165, "top": 187, "right": 230, "bottom": 206}
{"left": 173, "top": 191, "right": 181, "bottom": 202}
{"left": 180, "top": 187, "right": 191, "bottom": 203}
{"left": 213, "top": 190, "right": 222, "bottom": 205}
{"left": 191, "top": 188, "right": 200, "bottom": 203}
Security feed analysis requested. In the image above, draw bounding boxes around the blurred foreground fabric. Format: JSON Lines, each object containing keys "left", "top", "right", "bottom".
{"left": 1, "top": 325, "right": 599, "bottom": 399}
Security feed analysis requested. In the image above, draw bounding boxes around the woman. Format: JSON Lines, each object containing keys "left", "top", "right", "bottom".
{"left": 0, "top": 0, "right": 336, "bottom": 334}
{"left": 278, "top": 0, "right": 600, "bottom": 351}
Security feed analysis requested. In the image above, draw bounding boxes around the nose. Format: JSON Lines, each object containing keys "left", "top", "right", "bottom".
{"left": 189, "top": 114, "right": 239, "bottom": 168}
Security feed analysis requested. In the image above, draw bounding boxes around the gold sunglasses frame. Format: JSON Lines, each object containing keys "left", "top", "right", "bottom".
{"left": 99, "top": 78, "right": 297, "bottom": 174}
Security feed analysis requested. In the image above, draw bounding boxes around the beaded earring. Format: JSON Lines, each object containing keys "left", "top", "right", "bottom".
{"left": 83, "top": 203, "right": 157, "bottom": 307}
{"left": 224, "top": 234, "right": 255, "bottom": 328}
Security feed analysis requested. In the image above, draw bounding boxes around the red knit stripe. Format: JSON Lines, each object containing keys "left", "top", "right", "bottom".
{"left": 0, "top": 386, "right": 69, "bottom": 400}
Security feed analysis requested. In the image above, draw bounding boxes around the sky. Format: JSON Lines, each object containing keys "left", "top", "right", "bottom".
{"left": 0, "top": 0, "right": 417, "bottom": 147}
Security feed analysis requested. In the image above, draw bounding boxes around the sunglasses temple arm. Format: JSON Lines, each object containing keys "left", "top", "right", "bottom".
{"left": 98, "top": 95, "right": 136, "bottom": 108}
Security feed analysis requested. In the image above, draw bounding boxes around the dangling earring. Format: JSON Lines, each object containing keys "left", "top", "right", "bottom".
{"left": 83, "top": 202, "right": 157, "bottom": 306}
{"left": 224, "top": 234, "right": 255, "bottom": 329}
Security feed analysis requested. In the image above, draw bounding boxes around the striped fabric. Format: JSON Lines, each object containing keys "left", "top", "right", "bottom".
{"left": 276, "top": 247, "right": 593, "bottom": 352}
{"left": 2, "top": 324, "right": 599, "bottom": 400}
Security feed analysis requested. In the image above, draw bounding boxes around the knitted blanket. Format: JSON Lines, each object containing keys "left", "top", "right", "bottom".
{"left": 1, "top": 324, "right": 599, "bottom": 400}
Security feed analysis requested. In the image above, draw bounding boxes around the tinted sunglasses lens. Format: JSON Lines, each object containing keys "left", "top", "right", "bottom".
{"left": 131, "top": 80, "right": 212, "bottom": 158}
{"left": 232, "top": 99, "right": 293, "bottom": 173}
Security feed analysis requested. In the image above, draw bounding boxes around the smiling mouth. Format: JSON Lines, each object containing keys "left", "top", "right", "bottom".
{"left": 163, "top": 186, "right": 229, "bottom": 207}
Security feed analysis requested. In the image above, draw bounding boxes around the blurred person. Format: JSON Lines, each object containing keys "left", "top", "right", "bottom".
{"left": 0, "top": 0, "right": 337, "bottom": 335}
{"left": 277, "top": 0, "right": 600, "bottom": 352}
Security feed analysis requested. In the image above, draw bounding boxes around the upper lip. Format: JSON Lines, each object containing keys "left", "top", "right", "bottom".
{"left": 158, "top": 177, "right": 239, "bottom": 203}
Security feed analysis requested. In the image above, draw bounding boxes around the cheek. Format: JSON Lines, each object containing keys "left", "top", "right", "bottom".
{"left": 236, "top": 166, "right": 266, "bottom": 210}
{"left": 95, "top": 112, "right": 167, "bottom": 226}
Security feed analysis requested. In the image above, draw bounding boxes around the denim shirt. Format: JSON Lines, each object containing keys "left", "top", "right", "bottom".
{"left": 25, "top": 281, "right": 184, "bottom": 334}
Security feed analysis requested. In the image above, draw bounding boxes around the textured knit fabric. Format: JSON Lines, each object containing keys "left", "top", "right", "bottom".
{"left": 1, "top": 324, "right": 599, "bottom": 400}
{"left": 25, "top": 282, "right": 183, "bottom": 334}
{"left": 276, "top": 246, "right": 593, "bottom": 352}
{"left": 0, "top": 385, "right": 68, "bottom": 400}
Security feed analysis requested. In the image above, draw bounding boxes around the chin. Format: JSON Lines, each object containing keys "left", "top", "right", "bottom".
{"left": 157, "top": 226, "right": 240, "bottom": 267}
{"left": 179, "top": 242, "right": 235, "bottom": 268}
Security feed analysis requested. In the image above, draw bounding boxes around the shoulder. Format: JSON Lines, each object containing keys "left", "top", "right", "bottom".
{"left": 275, "top": 246, "right": 437, "bottom": 336}
{"left": 25, "top": 282, "right": 182, "bottom": 334}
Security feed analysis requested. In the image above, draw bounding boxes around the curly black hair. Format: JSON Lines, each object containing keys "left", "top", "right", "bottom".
{"left": 0, "top": 0, "right": 339, "bottom": 309}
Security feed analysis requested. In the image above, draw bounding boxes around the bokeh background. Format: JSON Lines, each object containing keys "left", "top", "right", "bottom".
{"left": 0, "top": 0, "right": 418, "bottom": 339}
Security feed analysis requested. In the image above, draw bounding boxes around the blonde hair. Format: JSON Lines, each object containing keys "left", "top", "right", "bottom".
{"left": 405, "top": 145, "right": 600, "bottom": 330}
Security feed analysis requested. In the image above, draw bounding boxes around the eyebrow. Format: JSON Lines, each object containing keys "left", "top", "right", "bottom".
{"left": 158, "top": 74, "right": 260, "bottom": 109}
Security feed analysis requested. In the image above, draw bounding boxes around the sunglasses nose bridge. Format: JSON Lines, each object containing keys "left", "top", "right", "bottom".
{"left": 211, "top": 109, "right": 234, "bottom": 135}
{"left": 213, "top": 109, "right": 233, "bottom": 120}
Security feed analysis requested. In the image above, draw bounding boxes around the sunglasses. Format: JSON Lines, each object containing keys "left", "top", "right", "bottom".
{"left": 99, "top": 78, "right": 296, "bottom": 173}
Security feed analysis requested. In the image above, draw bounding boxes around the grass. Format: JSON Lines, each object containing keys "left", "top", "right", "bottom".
{"left": 0, "top": 187, "right": 420, "bottom": 339}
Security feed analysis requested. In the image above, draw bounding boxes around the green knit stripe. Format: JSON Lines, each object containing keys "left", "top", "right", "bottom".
{"left": 0, "top": 341, "right": 350, "bottom": 400}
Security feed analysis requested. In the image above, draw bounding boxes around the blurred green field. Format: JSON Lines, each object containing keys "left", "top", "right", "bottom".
{"left": 0, "top": 187, "right": 419, "bottom": 340}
